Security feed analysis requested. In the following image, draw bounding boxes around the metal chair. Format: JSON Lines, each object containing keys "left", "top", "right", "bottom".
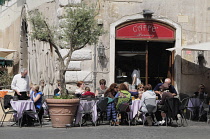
{"left": 78, "top": 97, "right": 99, "bottom": 127}
{"left": 164, "top": 98, "right": 187, "bottom": 127}
{"left": 187, "top": 97, "right": 202, "bottom": 121}
{"left": 140, "top": 98, "right": 157, "bottom": 126}
{"left": 41, "top": 95, "right": 54, "bottom": 124}
{"left": 116, "top": 101, "right": 131, "bottom": 126}
{"left": 19, "top": 108, "right": 42, "bottom": 127}
{"left": 97, "top": 97, "right": 108, "bottom": 125}
{"left": 0, "top": 97, "right": 17, "bottom": 127}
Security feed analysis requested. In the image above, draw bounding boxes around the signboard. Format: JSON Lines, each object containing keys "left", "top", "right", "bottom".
{"left": 116, "top": 21, "right": 175, "bottom": 40}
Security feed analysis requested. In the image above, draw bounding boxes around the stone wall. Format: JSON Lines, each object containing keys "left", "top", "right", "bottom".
{"left": 0, "top": 0, "right": 210, "bottom": 95}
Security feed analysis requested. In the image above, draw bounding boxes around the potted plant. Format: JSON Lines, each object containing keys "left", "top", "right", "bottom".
{"left": 29, "top": 3, "right": 104, "bottom": 127}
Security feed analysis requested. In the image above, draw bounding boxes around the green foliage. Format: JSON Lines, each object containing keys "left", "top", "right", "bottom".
{"left": 0, "top": 71, "right": 13, "bottom": 89}
{"left": 28, "top": 10, "right": 54, "bottom": 42}
{"left": 61, "top": 5, "right": 104, "bottom": 50}
{"left": 28, "top": 3, "right": 105, "bottom": 98}
{"left": 53, "top": 94, "right": 76, "bottom": 99}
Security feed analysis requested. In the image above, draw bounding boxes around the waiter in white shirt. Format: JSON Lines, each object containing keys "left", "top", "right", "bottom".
{"left": 11, "top": 68, "right": 30, "bottom": 100}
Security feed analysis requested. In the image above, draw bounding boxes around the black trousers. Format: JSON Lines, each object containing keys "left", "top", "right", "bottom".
{"left": 14, "top": 91, "right": 29, "bottom": 100}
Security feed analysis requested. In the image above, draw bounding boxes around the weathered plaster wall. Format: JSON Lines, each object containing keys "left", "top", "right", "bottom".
{"left": 1, "top": 0, "right": 210, "bottom": 95}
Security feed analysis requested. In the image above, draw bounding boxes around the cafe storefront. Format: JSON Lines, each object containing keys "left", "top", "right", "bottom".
{"left": 109, "top": 15, "right": 182, "bottom": 90}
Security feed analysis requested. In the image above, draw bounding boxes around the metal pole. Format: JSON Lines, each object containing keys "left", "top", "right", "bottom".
{"left": 93, "top": 44, "right": 97, "bottom": 92}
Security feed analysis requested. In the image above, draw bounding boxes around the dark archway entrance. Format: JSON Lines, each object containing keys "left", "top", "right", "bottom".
{"left": 115, "top": 20, "right": 175, "bottom": 88}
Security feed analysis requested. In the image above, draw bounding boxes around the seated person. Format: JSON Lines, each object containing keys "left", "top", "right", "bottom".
{"left": 193, "top": 84, "right": 208, "bottom": 99}
{"left": 115, "top": 83, "right": 131, "bottom": 109}
{"left": 28, "top": 85, "right": 44, "bottom": 125}
{"left": 115, "top": 83, "right": 131, "bottom": 125}
{"left": 159, "top": 83, "right": 174, "bottom": 105}
{"left": 82, "top": 87, "right": 95, "bottom": 98}
{"left": 137, "top": 84, "right": 145, "bottom": 99}
{"left": 75, "top": 81, "right": 85, "bottom": 98}
{"left": 156, "top": 83, "right": 174, "bottom": 125}
{"left": 95, "top": 79, "right": 108, "bottom": 97}
{"left": 154, "top": 78, "right": 177, "bottom": 100}
{"left": 139, "top": 84, "right": 156, "bottom": 126}
{"left": 54, "top": 83, "right": 69, "bottom": 96}
{"left": 123, "top": 82, "right": 140, "bottom": 99}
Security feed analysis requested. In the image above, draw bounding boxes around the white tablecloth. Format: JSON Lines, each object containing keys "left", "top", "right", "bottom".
{"left": 10, "top": 100, "right": 37, "bottom": 120}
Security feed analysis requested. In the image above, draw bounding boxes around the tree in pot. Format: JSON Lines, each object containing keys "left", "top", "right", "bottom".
{"left": 28, "top": 3, "right": 104, "bottom": 127}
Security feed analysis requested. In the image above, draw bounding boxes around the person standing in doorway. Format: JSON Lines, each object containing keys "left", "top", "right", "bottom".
{"left": 11, "top": 68, "right": 30, "bottom": 100}
{"left": 131, "top": 69, "right": 141, "bottom": 89}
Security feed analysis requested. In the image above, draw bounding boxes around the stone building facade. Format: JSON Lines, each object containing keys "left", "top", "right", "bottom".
{"left": 0, "top": 0, "right": 210, "bottom": 96}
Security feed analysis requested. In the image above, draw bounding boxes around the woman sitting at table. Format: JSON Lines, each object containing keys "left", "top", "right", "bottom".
{"left": 30, "top": 84, "right": 44, "bottom": 121}
{"left": 95, "top": 79, "right": 108, "bottom": 97}
{"left": 115, "top": 83, "right": 131, "bottom": 125}
{"left": 104, "top": 83, "right": 118, "bottom": 125}
{"left": 137, "top": 83, "right": 145, "bottom": 99}
{"left": 75, "top": 81, "right": 85, "bottom": 98}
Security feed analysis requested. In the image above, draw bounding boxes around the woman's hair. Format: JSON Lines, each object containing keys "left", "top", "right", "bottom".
{"left": 104, "top": 83, "right": 118, "bottom": 97}
{"left": 119, "top": 83, "right": 128, "bottom": 91}
{"left": 77, "top": 81, "right": 84, "bottom": 87}
{"left": 99, "top": 79, "right": 106, "bottom": 85}
{"left": 33, "top": 84, "right": 40, "bottom": 92}
{"left": 85, "top": 87, "right": 90, "bottom": 92}
{"left": 144, "top": 84, "right": 152, "bottom": 91}
{"left": 199, "top": 84, "right": 205, "bottom": 88}
{"left": 137, "top": 84, "right": 144, "bottom": 90}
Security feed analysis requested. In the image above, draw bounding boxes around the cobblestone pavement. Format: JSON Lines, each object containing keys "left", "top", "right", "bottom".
{"left": 0, "top": 121, "right": 209, "bottom": 139}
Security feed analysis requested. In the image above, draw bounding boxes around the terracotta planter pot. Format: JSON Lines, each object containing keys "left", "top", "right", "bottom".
{"left": 46, "top": 98, "right": 79, "bottom": 128}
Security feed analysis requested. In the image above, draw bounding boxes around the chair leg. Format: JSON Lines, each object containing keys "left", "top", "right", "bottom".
{"left": 20, "top": 115, "right": 24, "bottom": 128}
{"left": 0, "top": 114, "right": 6, "bottom": 127}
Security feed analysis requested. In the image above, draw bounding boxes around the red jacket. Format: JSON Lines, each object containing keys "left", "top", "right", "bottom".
{"left": 82, "top": 91, "right": 95, "bottom": 97}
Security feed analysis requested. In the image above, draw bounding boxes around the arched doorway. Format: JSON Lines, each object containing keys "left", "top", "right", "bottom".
{"left": 110, "top": 15, "right": 182, "bottom": 91}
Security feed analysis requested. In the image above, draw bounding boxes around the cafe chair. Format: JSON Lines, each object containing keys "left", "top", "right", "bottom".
{"left": 140, "top": 98, "right": 157, "bottom": 126}
{"left": 97, "top": 97, "right": 108, "bottom": 125}
{"left": 19, "top": 108, "right": 42, "bottom": 128}
{"left": 180, "top": 97, "right": 189, "bottom": 119}
{"left": 78, "top": 97, "right": 99, "bottom": 127}
{"left": 116, "top": 101, "right": 131, "bottom": 126}
{"left": 41, "top": 95, "right": 54, "bottom": 124}
{"left": 164, "top": 98, "right": 187, "bottom": 127}
{"left": 0, "top": 97, "right": 18, "bottom": 127}
{"left": 187, "top": 97, "right": 203, "bottom": 121}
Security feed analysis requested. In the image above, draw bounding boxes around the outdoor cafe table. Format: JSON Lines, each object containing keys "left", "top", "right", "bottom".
{"left": 75, "top": 99, "right": 98, "bottom": 125}
{"left": 10, "top": 100, "right": 37, "bottom": 120}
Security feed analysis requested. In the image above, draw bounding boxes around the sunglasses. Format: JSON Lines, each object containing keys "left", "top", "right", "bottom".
{"left": 100, "top": 84, "right": 105, "bottom": 85}
{"left": 114, "top": 86, "right": 118, "bottom": 88}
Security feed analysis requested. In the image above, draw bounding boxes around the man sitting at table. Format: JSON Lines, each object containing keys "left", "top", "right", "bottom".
{"left": 193, "top": 84, "right": 208, "bottom": 99}
{"left": 154, "top": 78, "right": 177, "bottom": 99}
{"left": 11, "top": 68, "right": 30, "bottom": 100}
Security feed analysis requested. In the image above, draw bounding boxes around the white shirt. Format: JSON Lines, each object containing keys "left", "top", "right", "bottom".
{"left": 75, "top": 88, "right": 84, "bottom": 94}
{"left": 11, "top": 74, "right": 30, "bottom": 92}
{"left": 131, "top": 69, "right": 141, "bottom": 85}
